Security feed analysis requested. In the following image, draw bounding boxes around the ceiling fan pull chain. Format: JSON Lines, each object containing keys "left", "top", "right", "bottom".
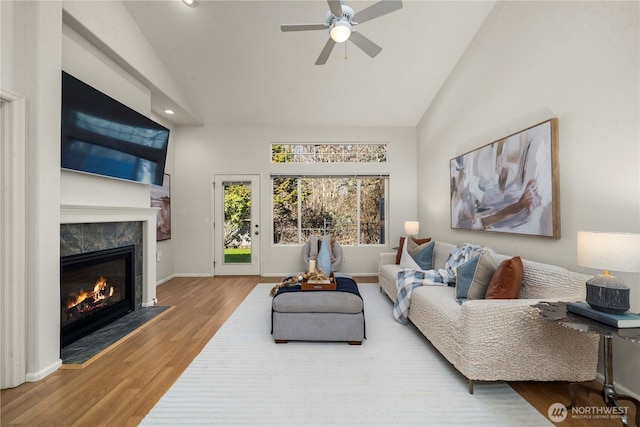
{"left": 344, "top": 41, "right": 348, "bottom": 60}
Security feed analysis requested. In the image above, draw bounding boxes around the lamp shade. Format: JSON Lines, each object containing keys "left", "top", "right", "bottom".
{"left": 404, "top": 221, "right": 420, "bottom": 236}
{"left": 577, "top": 231, "right": 640, "bottom": 273}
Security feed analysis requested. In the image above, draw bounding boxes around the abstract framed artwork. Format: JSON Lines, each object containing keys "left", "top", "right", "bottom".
{"left": 450, "top": 118, "right": 560, "bottom": 238}
{"left": 151, "top": 173, "right": 171, "bottom": 241}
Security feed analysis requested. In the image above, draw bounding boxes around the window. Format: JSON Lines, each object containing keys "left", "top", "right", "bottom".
{"left": 272, "top": 143, "right": 387, "bottom": 163}
{"left": 272, "top": 175, "right": 387, "bottom": 245}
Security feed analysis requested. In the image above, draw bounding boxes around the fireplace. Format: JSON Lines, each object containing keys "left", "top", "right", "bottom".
{"left": 60, "top": 245, "right": 135, "bottom": 347}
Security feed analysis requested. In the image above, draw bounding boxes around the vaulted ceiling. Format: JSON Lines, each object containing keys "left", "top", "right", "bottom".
{"left": 122, "top": 1, "right": 495, "bottom": 127}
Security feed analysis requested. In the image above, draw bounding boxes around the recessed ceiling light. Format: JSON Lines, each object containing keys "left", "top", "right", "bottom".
{"left": 164, "top": 109, "right": 175, "bottom": 115}
{"left": 181, "top": 0, "right": 198, "bottom": 7}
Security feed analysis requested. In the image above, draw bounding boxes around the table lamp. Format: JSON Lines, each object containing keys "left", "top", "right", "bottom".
{"left": 404, "top": 221, "right": 420, "bottom": 237}
{"left": 577, "top": 231, "right": 640, "bottom": 314}
{"left": 404, "top": 221, "right": 419, "bottom": 238}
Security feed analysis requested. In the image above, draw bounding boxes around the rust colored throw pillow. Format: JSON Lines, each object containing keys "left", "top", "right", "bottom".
{"left": 395, "top": 236, "right": 432, "bottom": 264}
{"left": 485, "top": 256, "right": 524, "bottom": 299}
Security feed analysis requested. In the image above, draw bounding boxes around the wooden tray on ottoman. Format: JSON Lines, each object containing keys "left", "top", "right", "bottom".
{"left": 301, "top": 282, "right": 336, "bottom": 291}
{"left": 301, "top": 273, "right": 336, "bottom": 291}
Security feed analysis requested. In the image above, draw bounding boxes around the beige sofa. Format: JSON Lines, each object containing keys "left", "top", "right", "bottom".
{"left": 379, "top": 241, "right": 600, "bottom": 393}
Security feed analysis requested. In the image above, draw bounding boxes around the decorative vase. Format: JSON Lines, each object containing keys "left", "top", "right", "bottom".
{"left": 317, "top": 239, "right": 331, "bottom": 275}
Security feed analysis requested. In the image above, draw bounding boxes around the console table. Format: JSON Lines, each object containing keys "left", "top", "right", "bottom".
{"left": 534, "top": 301, "right": 640, "bottom": 427}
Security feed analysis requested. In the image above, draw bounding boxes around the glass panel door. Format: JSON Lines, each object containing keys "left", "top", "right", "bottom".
{"left": 213, "top": 175, "right": 260, "bottom": 275}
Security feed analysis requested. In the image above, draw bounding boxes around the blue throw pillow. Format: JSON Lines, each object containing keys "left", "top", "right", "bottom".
{"left": 455, "top": 251, "right": 498, "bottom": 303}
{"left": 407, "top": 238, "right": 435, "bottom": 270}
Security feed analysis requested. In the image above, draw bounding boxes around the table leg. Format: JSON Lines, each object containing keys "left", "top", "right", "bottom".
{"left": 609, "top": 391, "right": 640, "bottom": 427}
{"left": 567, "top": 335, "right": 638, "bottom": 427}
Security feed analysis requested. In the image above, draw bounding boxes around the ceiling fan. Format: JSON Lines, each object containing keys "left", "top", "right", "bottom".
{"left": 281, "top": 0, "right": 403, "bottom": 65}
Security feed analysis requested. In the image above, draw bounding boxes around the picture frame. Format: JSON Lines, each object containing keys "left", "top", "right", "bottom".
{"left": 450, "top": 118, "right": 560, "bottom": 238}
{"left": 151, "top": 173, "right": 171, "bottom": 241}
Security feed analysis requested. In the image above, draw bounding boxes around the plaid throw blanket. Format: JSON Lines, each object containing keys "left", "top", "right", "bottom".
{"left": 393, "top": 243, "right": 486, "bottom": 324}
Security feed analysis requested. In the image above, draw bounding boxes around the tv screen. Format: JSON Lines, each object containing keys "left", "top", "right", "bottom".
{"left": 61, "top": 71, "right": 169, "bottom": 186}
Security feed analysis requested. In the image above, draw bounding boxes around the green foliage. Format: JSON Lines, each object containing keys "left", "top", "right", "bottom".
{"left": 224, "top": 184, "right": 251, "bottom": 247}
{"left": 271, "top": 144, "right": 293, "bottom": 163}
{"left": 224, "top": 184, "right": 250, "bottom": 223}
{"left": 272, "top": 177, "right": 298, "bottom": 244}
{"left": 224, "top": 248, "right": 251, "bottom": 263}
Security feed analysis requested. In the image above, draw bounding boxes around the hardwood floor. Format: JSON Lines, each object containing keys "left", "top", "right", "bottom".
{"left": 1, "top": 276, "right": 634, "bottom": 426}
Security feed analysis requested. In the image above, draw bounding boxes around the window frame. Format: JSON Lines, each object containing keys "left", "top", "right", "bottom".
{"left": 270, "top": 173, "right": 389, "bottom": 247}
{"left": 271, "top": 142, "right": 388, "bottom": 163}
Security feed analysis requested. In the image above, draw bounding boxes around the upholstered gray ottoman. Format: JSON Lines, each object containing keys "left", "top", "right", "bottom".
{"left": 271, "top": 276, "right": 365, "bottom": 345}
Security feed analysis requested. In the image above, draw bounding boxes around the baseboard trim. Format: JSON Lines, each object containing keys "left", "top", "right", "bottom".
{"left": 171, "top": 273, "right": 213, "bottom": 278}
{"left": 25, "top": 359, "right": 62, "bottom": 382}
{"left": 156, "top": 274, "right": 178, "bottom": 286}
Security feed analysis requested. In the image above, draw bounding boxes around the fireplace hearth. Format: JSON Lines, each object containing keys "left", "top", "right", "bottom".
{"left": 60, "top": 246, "right": 135, "bottom": 348}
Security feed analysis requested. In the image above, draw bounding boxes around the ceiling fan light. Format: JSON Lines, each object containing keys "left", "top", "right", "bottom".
{"left": 181, "top": 0, "right": 198, "bottom": 7}
{"left": 330, "top": 21, "right": 352, "bottom": 43}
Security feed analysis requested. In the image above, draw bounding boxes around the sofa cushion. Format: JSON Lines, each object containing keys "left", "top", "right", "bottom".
{"left": 407, "top": 238, "right": 435, "bottom": 270}
{"left": 485, "top": 256, "right": 524, "bottom": 299}
{"left": 455, "top": 251, "right": 498, "bottom": 302}
{"left": 395, "top": 236, "right": 432, "bottom": 264}
{"left": 272, "top": 288, "right": 363, "bottom": 314}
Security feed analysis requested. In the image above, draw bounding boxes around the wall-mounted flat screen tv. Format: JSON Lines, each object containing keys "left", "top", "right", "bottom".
{"left": 61, "top": 71, "right": 169, "bottom": 186}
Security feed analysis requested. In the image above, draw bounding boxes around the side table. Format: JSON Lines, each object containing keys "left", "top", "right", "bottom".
{"left": 534, "top": 301, "right": 640, "bottom": 427}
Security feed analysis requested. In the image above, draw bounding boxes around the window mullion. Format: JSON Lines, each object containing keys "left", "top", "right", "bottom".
{"left": 356, "top": 178, "right": 361, "bottom": 246}
{"left": 297, "top": 178, "right": 302, "bottom": 244}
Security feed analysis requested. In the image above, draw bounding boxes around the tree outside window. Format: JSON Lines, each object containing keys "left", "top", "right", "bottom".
{"left": 272, "top": 176, "right": 386, "bottom": 245}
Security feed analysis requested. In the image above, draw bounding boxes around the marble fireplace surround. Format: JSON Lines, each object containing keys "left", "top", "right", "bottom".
{"left": 60, "top": 205, "right": 158, "bottom": 308}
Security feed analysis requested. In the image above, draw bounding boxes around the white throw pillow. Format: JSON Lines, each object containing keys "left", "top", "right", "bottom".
{"left": 399, "top": 237, "right": 421, "bottom": 270}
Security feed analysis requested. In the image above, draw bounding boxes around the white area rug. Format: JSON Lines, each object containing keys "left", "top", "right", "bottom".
{"left": 141, "top": 283, "right": 552, "bottom": 426}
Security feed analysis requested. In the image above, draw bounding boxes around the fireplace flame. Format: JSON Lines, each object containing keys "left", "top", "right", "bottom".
{"left": 66, "top": 276, "right": 114, "bottom": 309}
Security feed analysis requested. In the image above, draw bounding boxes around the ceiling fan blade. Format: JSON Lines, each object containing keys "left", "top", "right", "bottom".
{"left": 315, "top": 38, "right": 336, "bottom": 65}
{"left": 281, "top": 24, "right": 327, "bottom": 32}
{"left": 349, "top": 31, "right": 383, "bottom": 58}
{"left": 353, "top": 0, "right": 403, "bottom": 24}
{"left": 327, "top": 0, "right": 343, "bottom": 17}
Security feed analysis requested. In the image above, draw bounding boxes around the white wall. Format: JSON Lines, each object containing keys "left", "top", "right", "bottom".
{"left": 60, "top": 22, "right": 155, "bottom": 209}
{"left": 1, "top": 0, "right": 63, "bottom": 382}
{"left": 417, "top": 1, "right": 639, "bottom": 396}
{"left": 151, "top": 113, "right": 176, "bottom": 282}
{"left": 173, "top": 125, "right": 417, "bottom": 276}
{"left": 62, "top": 0, "right": 199, "bottom": 123}
{"left": 58, "top": 0, "right": 194, "bottom": 285}
{"left": 60, "top": 21, "right": 177, "bottom": 282}
{"left": 0, "top": 0, "right": 187, "bottom": 386}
